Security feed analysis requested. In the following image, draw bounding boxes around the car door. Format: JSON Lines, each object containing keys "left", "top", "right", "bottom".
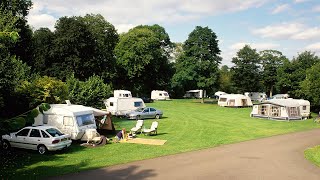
{"left": 142, "top": 108, "right": 150, "bottom": 119}
{"left": 14, "top": 128, "right": 31, "bottom": 149}
{"left": 149, "top": 108, "right": 157, "bottom": 118}
{"left": 28, "top": 129, "right": 42, "bottom": 150}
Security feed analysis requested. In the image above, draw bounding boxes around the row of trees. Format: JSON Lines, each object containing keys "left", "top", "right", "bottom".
{"left": 1, "top": 0, "right": 320, "bottom": 127}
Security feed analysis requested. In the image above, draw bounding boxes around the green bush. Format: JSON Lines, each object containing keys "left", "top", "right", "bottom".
{"left": 67, "top": 75, "right": 113, "bottom": 108}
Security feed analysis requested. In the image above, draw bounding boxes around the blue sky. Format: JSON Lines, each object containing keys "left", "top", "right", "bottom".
{"left": 27, "top": 0, "right": 320, "bottom": 66}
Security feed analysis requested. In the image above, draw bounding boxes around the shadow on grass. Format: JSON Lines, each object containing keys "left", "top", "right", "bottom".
{"left": 0, "top": 142, "right": 87, "bottom": 179}
{"left": 47, "top": 164, "right": 157, "bottom": 180}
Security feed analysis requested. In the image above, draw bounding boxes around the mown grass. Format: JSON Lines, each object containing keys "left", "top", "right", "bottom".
{"left": 305, "top": 146, "right": 320, "bottom": 167}
{"left": 1, "top": 99, "right": 319, "bottom": 179}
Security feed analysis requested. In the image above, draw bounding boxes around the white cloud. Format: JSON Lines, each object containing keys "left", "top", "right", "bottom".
{"left": 115, "top": 24, "right": 135, "bottom": 34}
{"left": 230, "top": 42, "right": 280, "bottom": 50}
{"left": 305, "top": 42, "right": 320, "bottom": 52}
{"left": 292, "top": 27, "right": 320, "bottom": 40}
{"left": 27, "top": 14, "right": 56, "bottom": 30}
{"left": 28, "top": 0, "right": 269, "bottom": 31}
{"left": 312, "top": 5, "right": 320, "bottom": 12}
{"left": 253, "top": 23, "right": 320, "bottom": 40}
{"left": 293, "top": 0, "right": 309, "bottom": 3}
{"left": 271, "top": 4, "right": 290, "bottom": 14}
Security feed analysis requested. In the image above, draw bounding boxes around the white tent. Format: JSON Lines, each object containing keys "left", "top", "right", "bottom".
{"left": 218, "top": 94, "right": 253, "bottom": 107}
{"left": 250, "top": 99, "right": 310, "bottom": 120}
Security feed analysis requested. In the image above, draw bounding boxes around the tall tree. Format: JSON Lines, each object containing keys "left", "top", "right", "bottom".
{"left": 219, "top": 65, "right": 234, "bottom": 93}
{"left": 115, "top": 25, "right": 173, "bottom": 96}
{"left": 231, "top": 45, "right": 261, "bottom": 93}
{"left": 276, "top": 51, "right": 320, "bottom": 97}
{"left": 32, "top": 28, "right": 54, "bottom": 74}
{"left": 300, "top": 62, "right": 320, "bottom": 111}
{"left": 259, "top": 50, "right": 286, "bottom": 97}
{"left": 172, "top": 26, "right": 221, "bottom": 101}
{"left": 1, "top": 0, "right": 33, "bottom": 64}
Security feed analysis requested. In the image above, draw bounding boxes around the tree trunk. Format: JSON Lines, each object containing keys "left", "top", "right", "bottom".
{"left": 269, "top": 85, "right": 273, "bottom": 98}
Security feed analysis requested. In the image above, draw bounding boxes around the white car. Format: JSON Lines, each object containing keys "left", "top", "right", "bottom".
{"left": 1, "top": 126, "right": 72, "bottom": 154}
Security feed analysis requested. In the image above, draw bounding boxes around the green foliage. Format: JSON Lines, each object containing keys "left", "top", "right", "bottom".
{"left": 300, "top": 62, "right": 320, "bottom": 111}
{"left": 16, "top": 76, "right": 68, "bottom": 107}
{"left": 115, "top": 25, "right": 173, "bottom": 95}
{"left": 231, "top": 45, "right": 261, "bottom": 93}
{"left": 219, "top": 65, "right": 234, "bottom": 93}
{"left": 305, "top": 145, "right": 320, "bottom": 167}
{"left": 67, "top": 75, "right": 113, "bottom": 108}
{"left": 260, "top": 50, "right": 287, "bottom": 97}
{"left": 172, "top": 26, "right": 221, "bottom": 97}
{"left": 276, "top": 51, "right": 320, "bottom": 97}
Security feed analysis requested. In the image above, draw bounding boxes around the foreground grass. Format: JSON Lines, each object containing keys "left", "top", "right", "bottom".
{"left": 305, "top": 146, "right": 320, "bottom": 167}
{"left": 1, "top": 99, "right": 319, "bottom": 179}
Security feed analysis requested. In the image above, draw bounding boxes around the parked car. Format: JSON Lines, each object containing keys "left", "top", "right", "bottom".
{"left": 141, "top": 97, "right": 154, "bottom": 103}
{"left": 1, "top": 126, "right": 72, "bottom": 154}
{"left": 126, "top": 107, "right": 163, "bottom": 120}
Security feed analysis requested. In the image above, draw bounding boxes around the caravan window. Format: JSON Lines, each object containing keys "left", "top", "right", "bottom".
{"left": 159, "top": 93, "right": 162, "bottom": 96}
{"left": 219, "top": 98, "right": 227, "bottom": 102}
{"left": 302, "top": 106, "right": 306, "bottom": 110}
{"left": 76, "top": 114, "right": 95, "bottom": 126}
{"left": 164, "top": 93, "right": 168, "bottom": 96}
{"left": 63, "top": 116, "right": 74, "bottom": 126}
{"left": 110, "top": 102, "right": 114, "bottom": 106}
{"left": 134, "top": 101, "right": 143, "bottom": 107}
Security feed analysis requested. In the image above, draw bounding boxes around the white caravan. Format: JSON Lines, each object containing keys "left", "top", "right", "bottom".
{"left": 104, "top": 90, "right": 145, "bottom": 116}
{"left": 184, "top": 90, "right": 206, "bottom": 99}
{"left": 245, "top": 92, "right": 267, "bottom": 101}
{"left": 272, "top": 94, "right": 289, "bottom": 99}
{"left": 33, "top": 101, "right": 107, "bottom": 141}
{"left": 214, "top": 91, "right": 227, "bottom": 99}
{"left": 151, "top": 90, "right": 170, "bottom": 100}
{"left": 218, "top": 94, "right": 253, "bottom": 107}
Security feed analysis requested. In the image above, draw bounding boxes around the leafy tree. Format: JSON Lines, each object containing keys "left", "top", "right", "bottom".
{"left": 67, "top": 75, "right": 113, "bottom": 108}
{"left": 172, "top": 26, "right": 221, "bottom": 101}
{"left": 115, "top": 25, "right": 173, "bottom": 96}
{"left": 276, "top": 51, "right": 320, "bottom": 97}
{"left": 16, "top": 76, "right": 68, "bottom": 108}
{"left": 259, "top": 50, "right": 286, "bottom": 97}
{"left": 80, "top": 14, "right": 119, "bottom": 81}
{"left": 219, "top": 65, "right": 234, "bottom": 93}
{"left": 231, "top": 45, "right": 261, "bottom": 93}
{"left": 300, "top": 62, "right": 320, "bottom": 111}
{"left": 1, "top": 0, "right": 33, "bottom": 64}
{"left": 31, "top": 28, "right": 54, "bottom": 74}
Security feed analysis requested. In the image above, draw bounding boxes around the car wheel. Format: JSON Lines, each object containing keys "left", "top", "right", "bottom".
{"left": 136, "top": 115, "right": 141, "bottom": 120}
{"left": 38, "top": 145, "right": 47, "bottom": 155}
{"left": 155, "top": 114, "right": 160, "bottom": 119}
{"left": 2, "top": 140, "right": 11, "bottom": 150}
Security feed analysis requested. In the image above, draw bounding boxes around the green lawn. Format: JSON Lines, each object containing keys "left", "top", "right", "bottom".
{"left": 1, "top": 99, "right": 319, "bottom": 179}
{"left": 305, "top": 146, "right": 320, "bottom": 167}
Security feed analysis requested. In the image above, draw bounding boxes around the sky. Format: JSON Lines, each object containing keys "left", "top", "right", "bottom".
{"left": 27, "top": 0, "right": 320, "bottom": 66}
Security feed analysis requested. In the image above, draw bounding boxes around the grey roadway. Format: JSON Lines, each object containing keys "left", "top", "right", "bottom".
{"left": 52, "top": 129, "right": 320, "bottom": 180}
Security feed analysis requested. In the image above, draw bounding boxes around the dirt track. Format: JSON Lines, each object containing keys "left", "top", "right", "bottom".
{"left": 52, "top": 129, "right": 320, "bottom": 180}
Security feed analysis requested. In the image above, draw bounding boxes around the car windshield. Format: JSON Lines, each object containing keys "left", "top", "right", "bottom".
{"left": 76, "top": 114, "right": 95, "bottom": 126}
{"left": 46, "top": 128, "right": 64, "bottom": 137}
{"left": 135, "top": 108, "right": 144, "bottom": 112}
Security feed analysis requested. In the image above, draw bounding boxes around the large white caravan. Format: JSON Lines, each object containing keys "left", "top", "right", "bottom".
{"left": 104, "top": 90, "right": 146, "bottom": 116}
{"left": 184, "top": 90, "right": 206, "bottom": 99}
{"left": 151, "top": 90, "right": 170, "bottom": 100}
{"left": 250, "top": 99, "right": 310, "bottom": 120}
{"left": 33, "top": 101, "right": 107, "bottom": 141}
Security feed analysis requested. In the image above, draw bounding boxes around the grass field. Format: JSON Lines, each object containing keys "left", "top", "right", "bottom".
{"left": 305, "top": 146, "right": 320, "bottom": 167}
{"left": 1, "top": 99, "right": 319, "bottom": 179}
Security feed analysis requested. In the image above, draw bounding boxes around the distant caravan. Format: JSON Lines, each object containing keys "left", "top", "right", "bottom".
{"left": 151, "top": 90, "right": 170, "bottom": 100}
{"left": 218, "top": 94, "right": 253, "bottom": 107}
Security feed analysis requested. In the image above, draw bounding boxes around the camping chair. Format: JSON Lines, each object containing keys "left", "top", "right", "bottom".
{"left": 143, "top": 121, "right": 158, "bottom": 135}
{"left": 130, "top": 120, "right": 144, "bottom": 135}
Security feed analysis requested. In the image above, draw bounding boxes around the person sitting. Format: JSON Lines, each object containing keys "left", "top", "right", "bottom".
{"left": 115, "top": 128, "right": 127, "bottom": 142}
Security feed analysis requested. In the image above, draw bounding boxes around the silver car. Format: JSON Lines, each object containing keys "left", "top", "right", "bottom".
{"left": 127, "top": 107, "right": 163, "bottom": 120}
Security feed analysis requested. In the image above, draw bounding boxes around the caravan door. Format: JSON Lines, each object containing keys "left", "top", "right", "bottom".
{"left": 61, "top": 116, "right": 75, "bottom": 137}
